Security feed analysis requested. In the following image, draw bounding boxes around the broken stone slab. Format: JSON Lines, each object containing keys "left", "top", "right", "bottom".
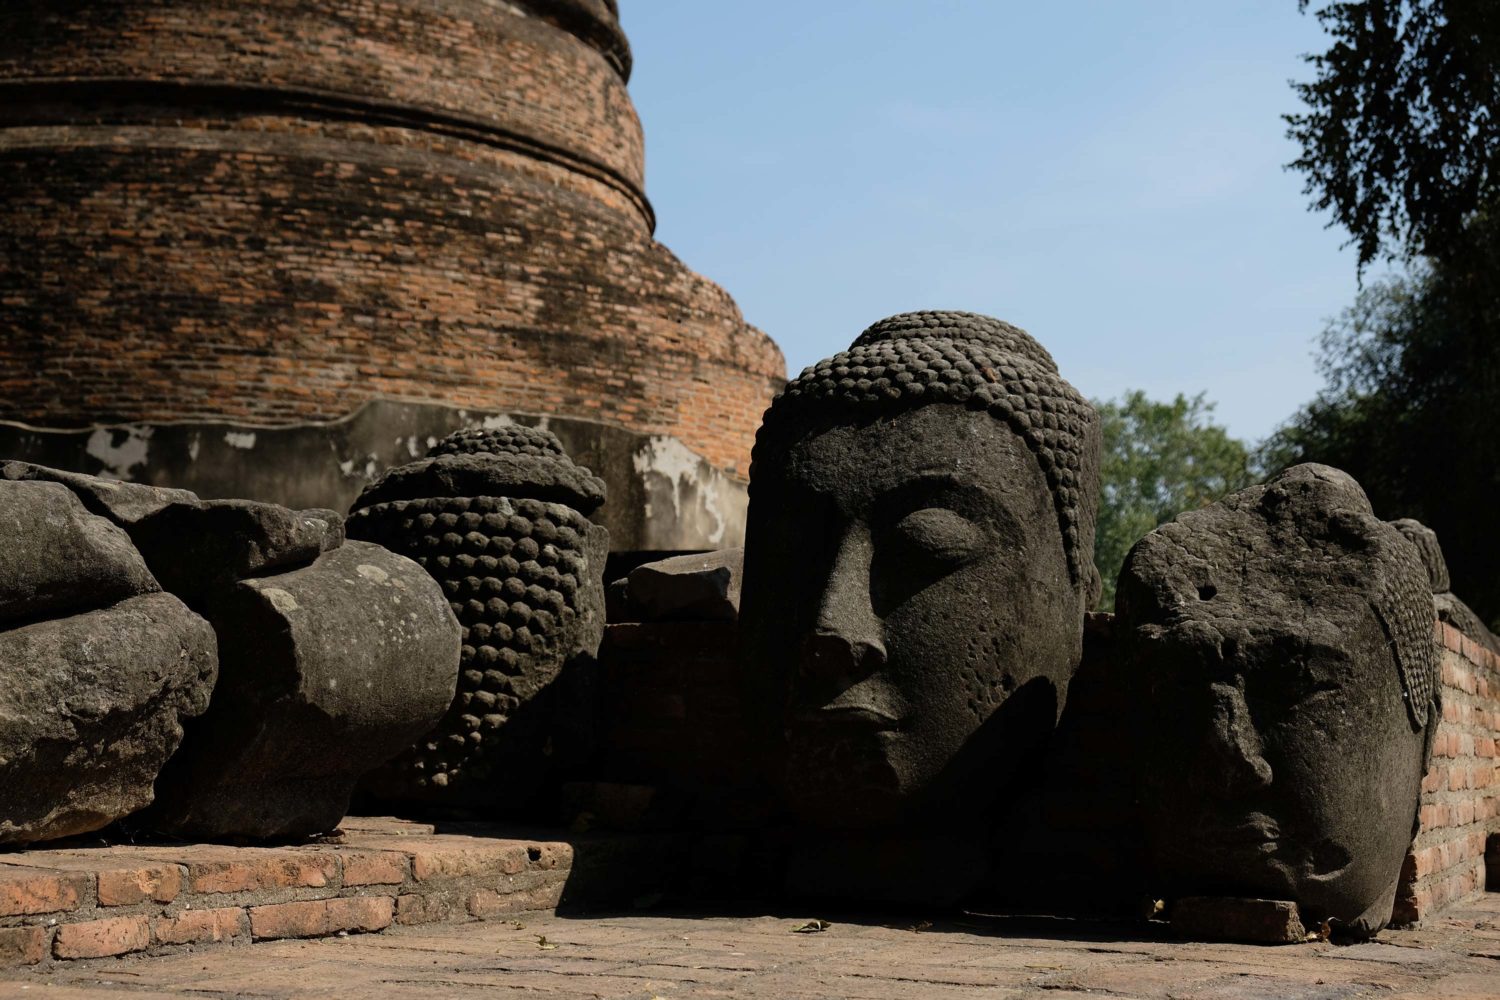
{"left": 145, "top": 541, "right": 460, "bottom": 840}
{"left": 620, "top": 548, "right": 743, "bottom": 623}
{"left": 123, "top": 497, "right": 346, "bottom": 601}
{"left": 0, "top": 593, "right": 218, "bottom": 846}
{"left": 1, "top": 462, "right": 342, "bottom": 601}
{"left": 1171, "top": 897, "right": 1307, "bottom": 944}
{"left": 0, "top": 479, "right": 157, "bottom": 626}
{"left": 0, "top": 460, "right": 197, "bottom": 527}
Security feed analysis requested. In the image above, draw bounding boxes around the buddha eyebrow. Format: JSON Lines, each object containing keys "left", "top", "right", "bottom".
{"left": 874, "top": 472, "right": 989, "bottom": 514}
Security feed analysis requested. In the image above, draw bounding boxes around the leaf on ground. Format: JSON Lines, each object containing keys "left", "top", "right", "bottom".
{"left": 792, "top": 919, "right": 832, "bottom": 934}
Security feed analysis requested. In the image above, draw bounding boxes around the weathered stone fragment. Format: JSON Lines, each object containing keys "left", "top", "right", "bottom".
{"left": 147, "top": 542, "right": 459, "bottom": 839}
{"left": 0, "top": 460, "right": 342, "bottom": 602}
{"left": 618, "top": 548, "right": 743, "bottom": 623}
{"left": 1391, "top": 517, "right": 1500, "bottom": 655}
{"left": 741, "top": 311, "right": 1102, "bottom": 837}
{"left": 1, "top": 460, "right": 196, "bottom": 526}
{"left": 124, "top": 498, "right": 345, "bottom": 600}
{"left": 1171, "top": 897, "right": 1307, "bottom": 945}
{"left": 0, "top": 480, "right": 156, "bottom": 626}
{"left": 348, "top": 425, "right": 608, "bottom": 811}
{"left": 1119, "top": 463, "right": 1438, "bottom": 939}
{"left": 0, "top": 593, "right": 217, "bottom": 845}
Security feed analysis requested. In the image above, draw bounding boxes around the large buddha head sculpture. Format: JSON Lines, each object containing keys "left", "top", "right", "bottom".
{"left": 1117, "top": 464, "right": 1438, "bottom": 938}
{"left": 740, "top": 311, "right": 1102, "bottom": 830}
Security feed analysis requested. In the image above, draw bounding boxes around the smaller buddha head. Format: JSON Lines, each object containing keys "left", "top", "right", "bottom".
{"left": 1118, "top": 464, "right": 1438, "bottom": 937}
{"left": 740, "top": 311, "right": 1102, "bottom": 830}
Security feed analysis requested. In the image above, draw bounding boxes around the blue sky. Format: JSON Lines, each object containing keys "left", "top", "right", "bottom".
{"left": 624, "top": 1, "right": 1376, "bottom": 445}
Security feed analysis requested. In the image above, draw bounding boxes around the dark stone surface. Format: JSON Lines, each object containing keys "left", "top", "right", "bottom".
{"left": 1171, "top": 897, "right": 1307, "bottom": 945}
{"left": 617, "top": 548, "right": 743, "bottom": 623}
{"left": 1117, "top": 463, "right": 1438, "bottom": 939}
{"left": 124, "top": 498, "right": 346, "bottom": 603}
{"left": 0, "top": 593, "right": 217, "bottom": 846}
{"left": 348, "top": 425, "right": 608, "bottom": 812}
{"left": 0, "top": 460, "right": 196, "bottom": 527}
{"left": 354, "top": 453, "right": 605, "bottom": 517}
{"left": 982, "top": 612, "right": 1149, "bottom": 915}
{"left": 146, "top": 541, "right": 459, "bottom": 839}
{"left": 1, "top": 460, "right": 341, "bottom": 605}
{"left": 0, "top": 479, "right": 157, "bottom": 626}
{"left": 740, "top": 311, "right": 1102, "bottom": 836}
{"left": 1392, "top": 517, "right": 1500, "bottom": 655}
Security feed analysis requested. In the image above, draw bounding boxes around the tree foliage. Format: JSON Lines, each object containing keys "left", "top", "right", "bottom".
{"left": 1274, "top": 0, "right": 1500, "bottom": 628}
{"left": 1287, "top": 0, "right": 1500, "bottom": 268}
{"left": 1261, "top": 215, "right": 1500, "bottom": 627}
{"left": 1092, "top": 391, "right": 1255, "bottom": 611}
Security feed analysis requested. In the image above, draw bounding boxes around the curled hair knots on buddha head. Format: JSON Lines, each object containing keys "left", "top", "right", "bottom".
{"left": 751, "top": 310, "right": 1103, "bottom": 596}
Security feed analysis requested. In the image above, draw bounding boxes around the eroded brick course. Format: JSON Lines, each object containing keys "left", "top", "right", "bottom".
{"left": 0, "top": 0, "right": 783, "bottom": 478}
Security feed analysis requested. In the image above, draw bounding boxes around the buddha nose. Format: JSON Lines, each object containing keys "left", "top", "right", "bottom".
{"left": 801, "top": 527, "right": 887, "bottom": 683}
{"left": 1191, "top": 680, "right": 1274, "bottom": 797}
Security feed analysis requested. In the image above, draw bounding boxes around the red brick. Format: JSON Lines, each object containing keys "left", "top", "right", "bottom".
{"left": 98, "top": 864, "right": 185, "bottom": 906}
{"left": 188, "top": 852, "right": 339, "bottom": 894}
{"left": 249, "top": 896, "right": 393, "bottom": 940}
{"left": 467, "top": 881, "right": 565, "bottom": 918}
{"left": 0, "top": 926, "right": 47, "bottom": 967}
{"left": 410, "top": 842, "right": 532, "bottom": 881}
{"left": 53, "top": 914, "right": 150, "bottom": 960}
{"left": 341, "top": 851, "right": 408, "bottom": 887}
{"left": 153, "top": 907, "right": 246, "bottom": 946}
{"left": 395, "top": 893, "right": 453, "bottom": 926}
{"left": 0, "top": 870, "right": 87, "bottom": 916}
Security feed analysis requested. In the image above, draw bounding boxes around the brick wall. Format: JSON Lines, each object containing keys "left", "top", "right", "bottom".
{"left": 0, "top": 1, "right": 784, "bottom": 478}
{"left": 1394, "top": 622, "right": 1500, "bottom": 924}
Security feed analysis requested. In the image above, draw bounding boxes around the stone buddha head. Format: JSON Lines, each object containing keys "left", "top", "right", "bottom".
{"left": 346, "top": 424, "right": 609, "bottom": 809}
{"left": 740, "top": 311, "right": 1102, "bottom": 830}
{"left": 1117, "top": 464, "right": 1438, "bottom": 937}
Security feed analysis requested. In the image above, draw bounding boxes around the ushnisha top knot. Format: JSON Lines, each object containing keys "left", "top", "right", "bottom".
{"left": 429, "top": 424, "right": 568, "bottom": 461}
{"left": 752, "top": 310, "right": 1102, "bottom": 594}
{"left": 851, "top": 310, "right": 1060, "bottom": 372}
{"left": 351, "top": 424, "right": 606, "bottom": 516}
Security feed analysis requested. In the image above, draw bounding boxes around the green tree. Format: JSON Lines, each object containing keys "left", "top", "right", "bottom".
{"left": 1273, "top": 0, "right": 1500, "bottom": 627}
{"left": 1261, "top": 218, "right": 1500, "bottom": 627}
{"left": 1092, "top": 391, "right": 1255, "bottom": 611}
{"left": 1288, "top": 0, "right": 1500, "bottom": 268}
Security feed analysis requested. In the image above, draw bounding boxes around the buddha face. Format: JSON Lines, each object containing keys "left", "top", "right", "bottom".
{"left": 1122, "top": 476, "right": 1434, "bottom": 937}
{"left": 740, "top": 404, "right": 1082, "bottom": 829}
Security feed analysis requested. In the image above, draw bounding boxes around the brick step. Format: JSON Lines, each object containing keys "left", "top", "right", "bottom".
{"left": 0, "top": 817, "right": 695, "bottom": 969}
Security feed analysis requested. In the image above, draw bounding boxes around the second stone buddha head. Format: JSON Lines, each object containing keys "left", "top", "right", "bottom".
{"left": 1117, "top": 464, "right": 1438, "bottom": 937}
{"left": 740, "top": 311, "right": 1102, "bottom": 829}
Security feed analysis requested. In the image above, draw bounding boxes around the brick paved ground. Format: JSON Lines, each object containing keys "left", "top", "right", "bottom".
{"left": 5, "top": 895, "right": 1499, "bottom": 998}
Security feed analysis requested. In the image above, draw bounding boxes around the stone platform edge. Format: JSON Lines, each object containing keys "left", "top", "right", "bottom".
{"left": 0, "top": 817, "right": 598, "bottom": 968}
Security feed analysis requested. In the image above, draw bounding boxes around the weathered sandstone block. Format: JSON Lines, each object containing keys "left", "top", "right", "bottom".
{"left": 146, "top": 542, "right": 458, "bottom": 839}
{"left": 0, "top": 593, "right": 217, "bottom": 845}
